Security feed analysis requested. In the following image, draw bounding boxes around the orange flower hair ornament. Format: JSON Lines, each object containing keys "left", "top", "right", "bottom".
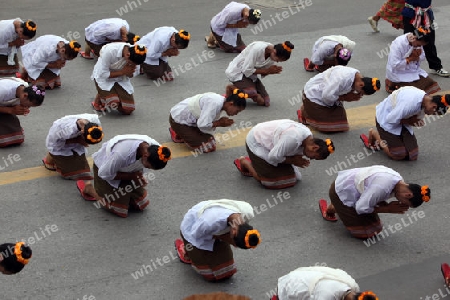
{"left": 14, "top": 242, "right": 30, "bottom": 265}
{"left": 325, "top": 139, "right": 335, "bottom": 154}
{"left": 134, "top": 45, "right": 147, "bottom": 55}
{"left": 86, "top": 126, "right": 104, "bottom": 144}
{"left": 358, "top": 291, "right": 378, "bottom": 300}
{"left": 157, "top": 146, "right": 171, "bottom": 163}
{"left": 417, "top": 26, "right": 431, "bottom": 35}
{"left": 69, "top": 40, "right": 81, "bottom": 52}
{"left": 178, "top": 30, "right": 190, "bottom": 41}
{"left": 133, "top": 35, "right": 140, "bottom": 43}
{"left": 233, "top": 89, "right": 248, "bottom": 99}
{"left": 244, "top": 229, "right": 261, "bottom": 249}
{"left": 25, "top": 20, "right": 36, "bottom": 32}
{"left": 372, "top": 78, "right": 380, "bottom": 91}
{"left": 282, "top": 42, "right": 292, "bottom": 52}
{"left": 421, "top": 185, "right": 430, "bottom": 202}
{"left": 441, "top": 95, "right": 449, "bottom": 107}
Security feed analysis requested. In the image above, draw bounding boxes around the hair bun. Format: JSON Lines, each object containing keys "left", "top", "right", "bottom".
{"left": 157, "top": 146, "right": 171, "bottom": 163}
{"left": 69, "top": 40, "right": 81, "bottom": 52}
{"left": 14, "top": 242, "right": 31, "bottom": 265}
{"left": 362, "top": 77, "right": 380, "bottom": 95}
{"left": 25, "top": 20, "right": 37, "bottom": 31}
{"left": 284, "top": 41, "right": 294, "bottom": 50}
{"left": 178, "top": 30, "right": 190, "bottom": 41}
{"left": 244, "top": 229, "right": 261, "bottom": 249}
{"left": 85, "top": 123, "right": 104, "bottom": 144}
{"left": 421, "top": 185, "right": 430, "bottom": 202}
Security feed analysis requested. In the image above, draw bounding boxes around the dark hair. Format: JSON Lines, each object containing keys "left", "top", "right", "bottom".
{"left": 336, "top": 48, "right": 352, "bottom": 66}
{"left": 174, "top": 30, "right": 190, "bottom": 49}
{"left": 147, "top": 145, "right": 171, "bottom": 170}
{"left": 408, "top": 183, "right": 430, "bottom": 208}
{"left": 413, "top": 26, "right": 431, "bottom": 44}
{"left": 0, "top": 243, "right": 32, "bottom": 274}
{"left": 353, "top": 292, "right": 378, "bottom": 300}
{"left": 126, "top": 32, "right": 140, "bottom": 44}
{"left": 431, "top": 94, "right": 450, "bottom": 115}
{"left": 83, "top": 122, "right": 103, "bottom": 145}
{"left": 23, "top": 85, "right": 45, "bottom": 106}
{"left": 225, "top": 89, "right": 247, "bottom": 108}
{"left": 248, "top": 8, "right": 262, "bottom": 24}
{"left": 128, "top": 45, "right": 147, "bottom": 65}
{"left": 313, "top": 138, "right": 333, "bottom": 159}
{"left": 64, "top": 40, "right": 81, "bottom": 60}
{"left": 233, "top": 223, "right": 260, "bottom": 249}
{"left": 274, "top": 41, "right": 294, "bottom": 60}
{"left": 21, "top": 20, "right": 37, "bottom": 39}
{"left": 362, "top": 77, "right": 380, "bottom": 95}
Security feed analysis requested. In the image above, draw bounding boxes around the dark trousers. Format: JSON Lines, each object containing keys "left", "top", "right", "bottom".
{"left": 403, "top": 17, "right": 442, "bottom": 70}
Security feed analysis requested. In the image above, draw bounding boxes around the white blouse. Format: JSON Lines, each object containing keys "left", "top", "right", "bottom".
{"left": 170, "top": 93, "right": 224, "bottom": 134}
{"left": 386, "top": 33, "right": 428, "bottom": 83}
{"left": 211, "top": 1, "right": 249, "bottom": 46}
{"left": 91, "top": 42, "right": 139, "bottom": 94}
{"left": 45, "top": 114, "right": 101, "bottom": 157}
{"left": 277, "top": 266, "right": 359, "bottom": 300}
{"left": 304, "top": 66, "right": 359, "bottom": 107}
{"left": 246, "top": 119, "right": 311, "bottom": 166}
{"left": 0, "top": 18, "right": 21, "bottom": 55}
{"left": 180, "top": 200, "right": 254, "bottom": 251}
{"left": 0, "top": 78, "right": 25, "bottom": 106}
{"left": 334, "top": 166, "right": 403, "bottom": 214}
{"left": 85, "top": 18, "right": 129, "bottom": 45}
{"left": 21, "top": 35, "right": 68, "bottom": 79}
{"left": 225, "top": 41, "right": 274, "bottom": 82}
{"left": 137, "top": 26, "right": 177, "bottom": 66}
{"left": 376, "top": 86, "right": 425, "bottom": 135}
{"left": 92, "top": 135, "right": 159, "bottom": 188}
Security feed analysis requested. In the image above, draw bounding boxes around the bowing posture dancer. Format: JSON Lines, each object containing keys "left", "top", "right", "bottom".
{"left": 137, "top": 27, "right": 190, "bottom": 81}
{"left": 298, "top": 66, "right": 380, "bottom": 132}
{"left": 225, "top": 40, "right": 294, "bottom": 107}
{"left": 0, "top": 78, "right": 44, "bottom": 147}
{"left": 303, "top": 35, "right": 355, "bottom": 72}
{"left": 169, "top": 87, "right": 246, "bottom": 153}
{"left": 91, "top": 43, "right": 147, "bottom": 115}
{"left": 175, "top": 199, "right": 261, "bottom": 282}
{"left": 319, "top": 165, "right": 430, "bottom": 239}
{"left": 78, "top": 134, "right": 171, "bottom": 218}
{"left": 43, "top": 114, "right": 104, "bottom": 181}
{"left": 20, "top": 35, "right": 80, "bottom": 89}
{"left": 360, "top": 86, "right": 449, "bottom": 161}
{"left": 206, "top": 2, "right": 261, "bottom": 52}
{"left": 234, "top": 119, "right": 334, "bottom": 189}
{"left": 0, "top": 19, "right": 37, "bottom": 75}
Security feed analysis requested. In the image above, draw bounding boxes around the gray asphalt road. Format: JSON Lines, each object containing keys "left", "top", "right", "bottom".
{"left": 1, "top": 1, "right": 450, "bottom": 299}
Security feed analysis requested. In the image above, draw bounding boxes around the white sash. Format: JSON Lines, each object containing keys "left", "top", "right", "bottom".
{"left": 355, "top": 165, "right": 400, "bottom": 194}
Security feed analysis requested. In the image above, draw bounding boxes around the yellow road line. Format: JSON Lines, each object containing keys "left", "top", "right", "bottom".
{"left": 0, "top": 102, "right": 388, "bottom": 186}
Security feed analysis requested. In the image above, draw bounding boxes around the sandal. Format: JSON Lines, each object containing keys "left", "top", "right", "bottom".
{"left": 42, "top": 157, "right": 56, "bottom": 171}
{"left": 303, "top": 58, "right": 314, "bottom": 72}
{"left": 441, "top": 263, "right": 450, "bottom": 287}
{"left": 319, "top": 199, "right": 338, "bottom": 222}
{"left": 174, "top": 239, "right": 191, "bottom": 264}
{"left": 233, "top": 157, "right": 252, "bottom": 177}
{"left": 169, "top": 127, "right": 184, "bottom": 143}
{"left": 76, "top": 180, "right": 96, "bottom": 201}
{"left": 360, "top": 134, "right": 380, "bottom": 151}
{"left": 91, "top": 101, "right": 104, "bottom": 112}
{"left": 80, "top": 51, "right": 94, "bottom": 59}
{"left": 297, "top": 109, "right": 304, "bottom": 124}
